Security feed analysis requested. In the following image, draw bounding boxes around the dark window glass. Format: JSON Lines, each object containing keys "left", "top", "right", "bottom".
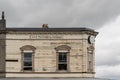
{"left": 23, "top": 53, "right": 32, "bottom": 70}
{"left": 58, "top": 53, "right": 67, "bottom": 70}
{"left": 58, "top": 64, "right": 67, "bottom": 70}
{"left": 59, "top": 53, "right": 67, "bottom": 62}
{"left": 24, "top": 67, "right": 32, "bottom": 70}
{"left": 24, "top": 53, "right": 32, "bottom": 57}
{"left": 24, "top": 61, "right": 32, "bottom": 66}
{"left": 24, "top": 53, "right": 32, "bottom": 60}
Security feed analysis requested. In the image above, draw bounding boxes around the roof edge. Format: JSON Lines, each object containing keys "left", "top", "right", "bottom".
{"left": 6, "top": 27, "right": 95, "bottom": 32}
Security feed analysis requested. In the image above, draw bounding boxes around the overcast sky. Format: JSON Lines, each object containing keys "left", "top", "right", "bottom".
{"left": 0, "top": 0, "right": 120, "bottom": 80}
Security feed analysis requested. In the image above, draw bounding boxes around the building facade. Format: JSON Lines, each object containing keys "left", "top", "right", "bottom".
{"left": 0, "top": 12, "right": 98, "bottom": 78}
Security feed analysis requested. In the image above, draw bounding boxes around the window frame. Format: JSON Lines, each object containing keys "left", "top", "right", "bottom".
{"left": 58, "top": 52, "right": 68, "bottom": 71}
{"left": 55, "top": 45, "right": 71, "bottom": 72}
{"left": 87, "top": 47, "right": 94, "bottom": 72}
{"left": 23, "top": 52, "right": 33, "bottom": 71}
{"left": 20, "top": 45, "right": 36, "bottom": 72}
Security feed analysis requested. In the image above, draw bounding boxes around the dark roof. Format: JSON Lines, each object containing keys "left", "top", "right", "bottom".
{"left": 6, "top": 27, "right": 95, "bottom": 32}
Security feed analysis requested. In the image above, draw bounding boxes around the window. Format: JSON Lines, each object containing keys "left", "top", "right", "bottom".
{"left": 55, "top": 45, "right": 71, "bottom": 71}
{"left": 23, "top": 53, "right": 32, "bottom": 70}
{"left": 58, "top": 53, "right": 67, "bottom": 70}
{"left": 87, "top": 48, "right": 93, "bottom": 72}
{"left": 59, "top": 53, "right": 67, "bottom": 62}
{"left": 20, "top": 45, "right": 36, "bottom": 71}
{"left": 88, "top": 52, "right": 92, "bottom": 61}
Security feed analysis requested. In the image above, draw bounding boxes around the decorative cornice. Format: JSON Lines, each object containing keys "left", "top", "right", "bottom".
{"left": 20, "top": 45, "right": 36, "bottom": 51}
{"left": 6, "top": 31, "right": 98, "bottom": 35}
{"left": 55, "top": 45, "right": 71, "bottom": 51}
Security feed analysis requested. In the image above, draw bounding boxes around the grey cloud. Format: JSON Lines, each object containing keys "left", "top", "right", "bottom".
{"left": 0, "top": 0, "right": 120, "bottom": 66}
{"left": 96, "top": 65, "right": 120, "bottom": 80}
{"left": 95, "top": 17, "right": 120, "bottom": 66}
{"left": 94, "top": 15, "right": 120, "bottom": 79}
{"left": 0, "top": 0, "right": 120, "bottom": 29}
{"left": 96, "top": 40, "right": 120, "bottom": 66}
{"left": 1, "top": 0, "right": 120, "bottom": 79}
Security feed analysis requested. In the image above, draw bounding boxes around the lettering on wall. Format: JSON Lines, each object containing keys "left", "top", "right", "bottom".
{"left": 29, "top": 35, "right": 63, "bottom": 39}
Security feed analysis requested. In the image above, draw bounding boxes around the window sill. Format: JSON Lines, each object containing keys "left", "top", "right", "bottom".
{"left": 22, "top": 70, "right": 34, "bottom": 72}
{"left": 57, "top": 70, "right": 68, "bottom": 72}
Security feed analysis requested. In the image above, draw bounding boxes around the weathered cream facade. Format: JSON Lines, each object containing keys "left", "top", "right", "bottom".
{"left": 0, "top": 12, "right": 98, "bottom": 78}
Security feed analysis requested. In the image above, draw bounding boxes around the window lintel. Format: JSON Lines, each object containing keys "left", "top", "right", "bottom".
{"left": 20, "top": 45, "right": 36, "bottom": 51}
{"left": 55, "top": 45, "right": 71, "bottom": 51}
